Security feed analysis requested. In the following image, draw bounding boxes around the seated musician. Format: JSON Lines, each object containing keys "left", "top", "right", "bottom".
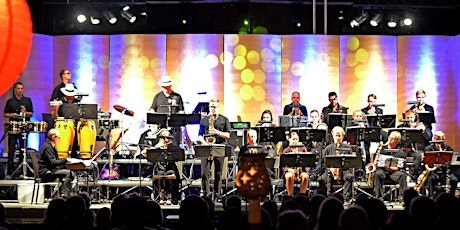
{"left": 240, "top": 129, "right": 277, "bottom": 179}
{"left": 373, "top": 131, "right": 408, "bottom": 199}
{"left": 319, "top": 126, "right": 355, "bottom": 201}
{"left": 38, "top": 128, "right": 74, "bottom": 198}
{"left": 282, "top": 131, "right": 310, "bottom": 196}
{"left": 422, "top": 131, "right": 456, "bottom": 197}
{"left": 254, "top": 110, "right": 277, "bottom": 158}
{"left": 150, "top": 129, "right": 180, "bottom": 205}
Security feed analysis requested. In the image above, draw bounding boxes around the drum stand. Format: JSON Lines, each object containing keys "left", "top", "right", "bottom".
{"left": 11, "top": 127, "right": 34, "bottom": 179}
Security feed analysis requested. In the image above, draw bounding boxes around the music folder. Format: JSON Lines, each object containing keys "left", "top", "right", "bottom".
{"left": 194, "top": 144, "right": 232, "bottom": 158}
{"left": 146, "top": 148, "right": 185, "bottom": 163}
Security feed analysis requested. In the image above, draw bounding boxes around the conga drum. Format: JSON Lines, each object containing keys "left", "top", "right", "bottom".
{"left": 54, "top": 119, "right": 75, "bottom": 158}
{"left": 77, "top": 119, "right": 96, "bottom": 159}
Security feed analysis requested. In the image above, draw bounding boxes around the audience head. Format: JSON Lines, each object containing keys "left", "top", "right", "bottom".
{"left": 276, "top": 209, "right": 308, "bottom": 230}
{"left": 338, "top": 206, "right": 369, "bottom": 230}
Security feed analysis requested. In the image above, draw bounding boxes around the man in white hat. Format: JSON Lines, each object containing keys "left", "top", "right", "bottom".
{"left": 51, "top": 83, "right": 80, "bottom": 119}
{"left": 50, "top": 68, "right": 81, "bottom": 103}
{"left": 150, "top": 75, "right": 184, "bottom": 114}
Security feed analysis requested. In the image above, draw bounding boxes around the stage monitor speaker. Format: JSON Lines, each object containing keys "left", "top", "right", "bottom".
{"left": 227, "top": 129, "right": 247, "bottom": 148}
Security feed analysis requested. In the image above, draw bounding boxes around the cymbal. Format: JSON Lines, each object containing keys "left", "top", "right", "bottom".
{"left": 113, "top": 105, "right": 134, "bottom": 116}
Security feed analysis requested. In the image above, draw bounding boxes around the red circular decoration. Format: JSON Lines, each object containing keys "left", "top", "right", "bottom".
{"left": 0, "top": 0, "right": 33, "bottom": 96}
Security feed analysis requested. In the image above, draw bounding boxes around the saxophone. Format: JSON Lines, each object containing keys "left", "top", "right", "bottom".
{"left": 415, "top": 168, "right": 430, "bottom": 193}
{"left": 205, "top": 114, "right": 216, "bottom": 144}
{"left": 365, "top": 143, "right": 383, "bottom": 185}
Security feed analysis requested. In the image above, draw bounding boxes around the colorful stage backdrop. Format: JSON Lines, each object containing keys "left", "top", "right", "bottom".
{"left": 1, "top": 34, "right": 459, "bottom": 154}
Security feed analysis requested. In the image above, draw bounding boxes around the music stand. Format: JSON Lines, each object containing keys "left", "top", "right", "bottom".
{"left": 147, "top": 148, "right": 185, "bottom": 163}
{"left": 367, "top": 114, "right": 396, "bottom": 128}
{"left": 192, "top": 102, "right": 209, "bottom": 115}
{"left": 80, "top": 104, "right": 98, "bottom": 119}
{"left": 159, "top": 104, "right": 180, "bottom": 114}
{"left": 291, "top": 127, "right": 326, "bottom": 142}
{"left": 194, "top": 144, "right": 232, "bottom": 158}
{"left": 279, "top": 153, "right": 316, "bottom": 168}
{"left": 346, "top": 127, "right": 381, "bottom": 143}
{"left": 388, "top": 128, "right": 425, "bottom": 144}
{"left": 327, "top": 113, "right": 347, "bottom": 129}
{"left": 278, "top": 115, "right": 308, "bottom": 127}
{"left": 61, "top": 103, "right": 81, "bottom": 119}
{"left": 241, "top": 145, "right": 265, "bottom": 155}
{"left": 423, "top": 151, "right": 453, "bottom": 165}
{"left": 146, "top": 113, "right": 169, "bottom": 128}
{"left": 168, "top": 113, "right": 201, "bottom": 126}
{"left": 252, "top": 126, "right": 286, "bottom": 143}
{"left": 416, "top": 111, "right": 436, "bottom": 126}
{"left": 325, "top": 154, "right": 362, "bottom": 169}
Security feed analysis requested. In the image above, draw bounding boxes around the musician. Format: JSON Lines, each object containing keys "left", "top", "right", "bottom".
{"left": 283, "top": 91, "right": 308, "bottom": 116}
{"left": 409, "top": 89, "right": 435, "bottom": 129}
{"left": 282, "top": 131, "right": 310, "bottom": 196}
{"left": 197, "top": 98, "right": 231, "bottom": 200}
{"left": 422, "top": 131, "right": 456, "bottom": 197}
{"left": 346, "top": 110, "right": 367, "bottom": 128}
{"left": 150, "top": 75, "right": 185, "bottom": 147}
{"left": 373, "top": 131, "right": 408, "bottom": 199}
{"left": 361, "top": 94, "right": 383, "bottom": 115}
{"left": 321, "top": 91, "right": 347, "bottom": 123}
{"left": 3, "top": 82, "right": 33, "bottom": 177}
{"left": 151, "top": 129, "right": 181, "bottom": 204}
{"left": 38, "top": 128, "right": 73, "bottom": 198}
{"left": 257, "top": 109, "right": 277, "bottom": 127}
{"left": 318, "top": 126, "right": 355, "bottom": 200}
{"left": 50, "top": 69, "right": 81, "bottom": 103}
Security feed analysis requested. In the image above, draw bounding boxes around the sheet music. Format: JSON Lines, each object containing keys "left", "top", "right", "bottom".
{"left": 376, "top": 154, "right": 404, "bottom": 168}
{"left": 67, "top": 158, "right": 92, "bottom": 167}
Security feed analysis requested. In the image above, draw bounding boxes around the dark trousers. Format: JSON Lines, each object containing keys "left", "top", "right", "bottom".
{"left": 373, "top": 168, "right": 407, "bottom": 197}
{"left": 7, "top": 133, "right": 25, "bottom": 175}
{"left": 200, "top": 156, "right": 224, "bottom": 196}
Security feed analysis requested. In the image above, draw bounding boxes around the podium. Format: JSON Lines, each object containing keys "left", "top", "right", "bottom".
{"left": 194, "top": 144, "right": 232, "bottom": 158}
{"left": 389, "top": 128, "right": 425, "bottom": 144}
{"left": 346, "top": 127, "right": 381, "bottom": 143}
{"left": 279, "top": 153, "right": 316, "bottom": 168}
{"left": 291, "top": 127, "right": 326, "bottom": 142}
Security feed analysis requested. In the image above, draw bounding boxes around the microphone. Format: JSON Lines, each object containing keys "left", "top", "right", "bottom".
{"left": 372, "top": 103, "right": 385, "bottom": 107}
{"left": 197, "top": 92, "right": 207, "bottom": 95}
{"left": 399, "top": 119, "right": 411, "bottom": 122}
{"left": 407, "top": 101, "right": 418, "bottom": 105}
{"left": 429, "top": 140, "right": 444, "bottom": 144}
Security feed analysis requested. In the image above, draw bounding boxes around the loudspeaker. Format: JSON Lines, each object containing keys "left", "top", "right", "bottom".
{"left": 227, "top": 129, "right": 247, "bottom": 148}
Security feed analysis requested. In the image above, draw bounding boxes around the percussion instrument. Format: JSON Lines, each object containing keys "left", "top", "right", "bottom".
{"left": 7, "top": 121, "right": 24, "bottom": 134}
{"left": 26, "top": 121, "right": 47, "bottom": 133}
{"left": 55, "top": 119, "right": 75, "bottom": 158}
{"left": 99, "top": 119, "right": 119, "bottom": 129}
{"left": 77, "top": 119, "right": 96, "bottom": 159}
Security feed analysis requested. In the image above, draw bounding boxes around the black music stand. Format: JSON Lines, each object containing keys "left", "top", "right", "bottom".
{"left": 367, "top": 114, "right": 396, "bottom": 128}
{"left": 146, "top": 113, "right": 168, "bottom": 128}
{"left": 327, "top": 113, "right": 347, "bottom": 129}
{"left": 291, "top": 127, "right": 326, "bottom": 142}
{"left": 388, "top": 128, "right": 425, "bottom": 144}
{"left": 325, "top": 154, "right": 363, "bottom": 196}
{"left": 168, "top": 113, "right": 201, "bottom": 126}
{"left": 279, "top": 153, "right": 316, "bottom": 168}
{"left": 80, "top": 104, "right": 98, "bottom": 119}
{"left": 194, "top": 144, "right": 233, "bottom": 158}
{"left": 252, "top": 126, "right": 286, "bottom": 143}
{"left": 241, "top": 145, "right": 265, "bottom": 155}
{"left": 278, "top": 115, "right": 308, "bottom": 127}
{"left": 416, "top": 111, "right": 436, "bottom": 127}
{"left": 346, "top": 127, "right": 381, "bottom": 143}
{"left": 159, "top": 104, "right": 180, "bottom": 114}
{"left": 192, "top": 102, "right": 209, "bottom": 115}
{"left": 61, "top": 103, "right": 82, "bottom": 119}
{"left": 423, "top": 151, "right": 453, "bottom": 165}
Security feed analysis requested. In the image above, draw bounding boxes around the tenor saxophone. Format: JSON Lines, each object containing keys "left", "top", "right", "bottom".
{"left": 415, "top": 168, "right": 430, "bottom": 193}
{"left": 205, "top": 114, "right": 216, "bottom": 144}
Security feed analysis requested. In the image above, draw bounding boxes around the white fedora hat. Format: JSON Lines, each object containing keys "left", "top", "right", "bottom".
{"left": 157, "top": 75, "right": 175, "bottom": 87}
{"left": 60, "top": 83, "right": 80, "bottom": 96}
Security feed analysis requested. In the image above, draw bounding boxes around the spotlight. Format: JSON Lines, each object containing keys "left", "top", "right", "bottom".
{"left": 350, "top": 12, "right": 369, "bottom": 28}
{"left": 370, "top": 14, "right": 382, "bottom": 27}
{"left": 120, "top": 9, "right": 136, "bottom": 23}
{"left": 403, "top": 18, "right": 413, "bottom": 26}
{"left": 103, "top": 11, "right": 117, "bottom": 24}
{"left": 77, "top": 14, "right": 87, "bottom": 23}
{"left": 387, "top": 17, "right": 397, "bottom": 28}
{"left": 90, "top": 16, "right": 101, "bottom": 25}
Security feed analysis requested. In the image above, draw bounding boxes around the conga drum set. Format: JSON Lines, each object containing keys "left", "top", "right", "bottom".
{"left": 54, "top": 117, "right": 97, "bottom": 159}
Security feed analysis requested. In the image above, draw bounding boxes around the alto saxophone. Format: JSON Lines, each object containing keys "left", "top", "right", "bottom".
{"left": 365, "top": 143, "right": 383, "bottom": 185}
{"left": 205, "top": 114, "right": 216, "bottom": 144}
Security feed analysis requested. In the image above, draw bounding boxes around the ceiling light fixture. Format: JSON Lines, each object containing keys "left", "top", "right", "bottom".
{"left": 370, "top": 14, "right": 382, "bottom": 27}
{"left": 350, "top": 12, "right": 369, "bottom": 28}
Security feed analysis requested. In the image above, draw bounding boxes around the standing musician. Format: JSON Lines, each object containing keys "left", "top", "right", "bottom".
{"left": 321, "top": 91, "right": 347, "bottom": 124}
{"left": 197, "top": 98, "right": 231, "bottom": 200}
{"left": 281, "top": 131, "right": 309, "bottom": 196}
{"left": 283, "top": 91, "right": 308, "bottom": 116}
{"left": 38, "top": 128, "right": 73, "bottom": 198}
{"left": 318, "top": 126, "right": 355, "bottom": 200}
{"left": 409, "top": 89, "right": 435, "bottom": 130}
{"left": 151, "top": 129, "right": 180, "bottom": 204}
{"left": 3, "top": 82, "right": 34, "bottom": 178}
{"left": 361, "top": 93, "right": 383, "bottom": 115}
{"left": 422, "top": 131, "right": 457, "bottom": 197}
{"left": 50, "top": 69, "right": 81, "bottom": 103}
{"left": 373, "top": 131, "right": 408, "bottom": 199}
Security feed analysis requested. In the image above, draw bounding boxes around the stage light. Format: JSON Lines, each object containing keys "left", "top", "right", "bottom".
{"left": 103, "top": 11, "right": 117, "bottom": 24}
{"left": 350, "top": 12, "right": 369, "bottom": 28}
{"left": 120, "top": 8, "right": 136, "bottom": 23}
{"left": 403, "top": 17, "right": 413, "bottom": 26}
{"left": 370, "top": 14, "right": 382, "bottom": 27}
{"left": 90, "top": 16, "right": 100, "bottom": 25}
{"left": 77, "top": 14, "right": 87, "bottom": 23}
{"left": 387, "top": 17, "right": 397, "bottom": 28}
